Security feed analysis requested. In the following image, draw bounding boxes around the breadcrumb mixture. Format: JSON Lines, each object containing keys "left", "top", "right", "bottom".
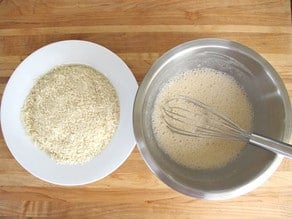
{"left": 21, "top": 64, "right": 119, "bottom": 164}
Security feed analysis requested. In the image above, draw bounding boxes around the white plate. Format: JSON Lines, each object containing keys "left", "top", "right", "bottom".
{"left": 1, "top": 40, "right": 138, "bottom": 185}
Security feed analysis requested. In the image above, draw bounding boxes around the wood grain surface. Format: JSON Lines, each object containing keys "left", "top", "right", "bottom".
{"left": 0, "top": 0, "right": 291, "bottom": 218}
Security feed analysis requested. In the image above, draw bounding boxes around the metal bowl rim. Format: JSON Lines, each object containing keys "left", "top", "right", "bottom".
{"left": 133, "top": 38, "right": 291, "bottom": 200}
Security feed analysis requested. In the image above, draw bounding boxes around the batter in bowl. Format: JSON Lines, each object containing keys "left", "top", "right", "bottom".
{"left": 152, "top": 68, "right": 254, "bottom": 169}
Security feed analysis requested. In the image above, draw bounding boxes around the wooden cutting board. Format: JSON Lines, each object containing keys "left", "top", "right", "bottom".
{"left": 0, "top": 0, "right": 291, "bottom": 218}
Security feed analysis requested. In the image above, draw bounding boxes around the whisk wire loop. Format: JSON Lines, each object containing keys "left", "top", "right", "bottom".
{"left": 162, "top": 96, "right": 250, "bottom": 141}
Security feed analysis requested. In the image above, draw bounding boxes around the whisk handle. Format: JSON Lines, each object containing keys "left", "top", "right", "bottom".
{"left": 249, "top": 134, "right": 292, "bottom": 159}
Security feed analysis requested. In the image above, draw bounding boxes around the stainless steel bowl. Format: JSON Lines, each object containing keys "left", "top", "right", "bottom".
{"left": 133, "top": 38, "right": 292, "bottom": 200}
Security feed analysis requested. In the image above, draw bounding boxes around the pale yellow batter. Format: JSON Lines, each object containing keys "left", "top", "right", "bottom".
{"left": 152, "top": 68, "right": 253, "bottom": 169}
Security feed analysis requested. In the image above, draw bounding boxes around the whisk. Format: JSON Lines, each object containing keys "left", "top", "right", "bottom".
{"left": 162, "top": 96, "right": 292, "bottom": 159}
